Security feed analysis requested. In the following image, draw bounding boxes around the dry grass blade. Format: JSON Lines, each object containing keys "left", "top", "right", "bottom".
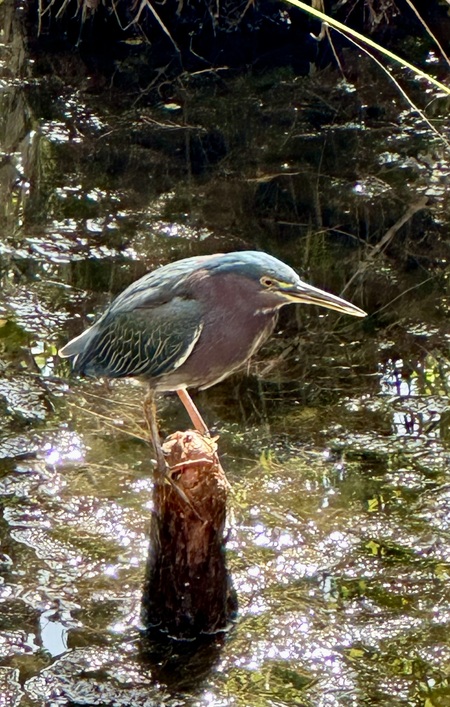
{"left": 340, "top": 196, "right": 430, "bottom": 296}
{"left": 285, "top": 0, "right": 450, "bottom": 96}
{"left": 330, "top": 25, "right": 450, "bottom": 153}
{"left": 130, "top": 0, "right": 181, "bottom": 53}
{"left": 403, "top": 0, "right": 450, "bottom": 69}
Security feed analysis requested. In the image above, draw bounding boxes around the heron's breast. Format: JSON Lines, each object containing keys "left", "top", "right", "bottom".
{"left": 157, "top": 308, "right": 277, "bottom": 390}
{"left": 153, "top": 272, "right": 279, "bottom": 390}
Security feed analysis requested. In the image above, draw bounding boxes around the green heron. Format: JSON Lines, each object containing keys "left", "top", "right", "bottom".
{"left": 59, "top": 251, "right": 366, "bottom": 469}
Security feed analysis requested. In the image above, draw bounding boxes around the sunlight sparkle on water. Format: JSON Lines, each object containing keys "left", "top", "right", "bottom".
{"left": 200, "top": 691, "right": 234, "bottom": 706}
{"left": 104, "top": 565, "right": 119, "bottom": 577}
{"left": 41, "top": 122, "right": 81, "bottom": 144}
{"left": 85, "top": 188, "right": 111, "bottom": 202}
{"left": 274, "top": 555, "right": 314, "bottom": 579}
{"left": 253, "top": 524, "right": 272, "bottom": 547}
{"left": 55, "top": 186, "right": 83, "bottom": 199}
{"left": 43, "top": 437, "right": 84, "bottom": 466}
{"left": 154, "top": 220, "right": 213, "bottom": 241}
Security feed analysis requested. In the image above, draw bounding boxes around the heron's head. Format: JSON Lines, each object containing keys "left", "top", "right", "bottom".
{"left": 209, "top": 251, "right": 367, "bottom": 318}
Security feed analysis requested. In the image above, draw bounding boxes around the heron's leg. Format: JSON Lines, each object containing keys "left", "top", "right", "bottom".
{"left": 144, "top": 388, "right": 202, "bottom": 515}
{"left": 177, "top": 388, "right": 209, "bottom": 436}
{"left": 143, "top": 387, "right": 167, "bottom": 475}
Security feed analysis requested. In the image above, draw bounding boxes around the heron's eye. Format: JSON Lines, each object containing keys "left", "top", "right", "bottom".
{"left": 261, "top": 276, "right": 275, "bottom": 288}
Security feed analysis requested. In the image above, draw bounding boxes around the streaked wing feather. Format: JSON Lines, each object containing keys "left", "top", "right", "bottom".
{"left": 74, "top": 297, "right": 203, "bottom": 380}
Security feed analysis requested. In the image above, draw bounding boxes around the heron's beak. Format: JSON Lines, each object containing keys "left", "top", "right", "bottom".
{"left": 283, "top": 282, "right": 367, "bottom": 318}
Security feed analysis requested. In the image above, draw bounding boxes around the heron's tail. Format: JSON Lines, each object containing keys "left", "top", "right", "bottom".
{"left": 58, "top": 326, "right": 98, "bottom": 372}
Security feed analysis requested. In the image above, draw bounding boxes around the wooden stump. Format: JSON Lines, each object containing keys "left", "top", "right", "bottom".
{"left": 141, "top": 430, "right": 236, "bottom": 639}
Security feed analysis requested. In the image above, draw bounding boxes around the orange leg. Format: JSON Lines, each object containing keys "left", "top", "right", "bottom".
{"left": 177, "top": 388, "right": 209, "bottom": 436}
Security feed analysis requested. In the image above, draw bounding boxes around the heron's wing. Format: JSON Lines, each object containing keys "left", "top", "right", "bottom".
{"left": 70, "top": 297, "right": 203, "bottom": 380}
{"left": 107, "top": 257, "right": 209, "bottom": 311}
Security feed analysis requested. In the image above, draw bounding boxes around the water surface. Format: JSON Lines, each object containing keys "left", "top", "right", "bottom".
{"left": 1, "top": 3, "right": 450, "bottom": 705}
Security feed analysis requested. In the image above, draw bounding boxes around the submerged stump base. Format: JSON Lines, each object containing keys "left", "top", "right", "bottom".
{"left": 141, "top": 430, "right": 235, "bottom": 639}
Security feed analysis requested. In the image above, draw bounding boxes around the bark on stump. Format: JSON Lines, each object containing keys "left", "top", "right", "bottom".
{"left": 141, "top": 430, "right": 235, "bottom": 639}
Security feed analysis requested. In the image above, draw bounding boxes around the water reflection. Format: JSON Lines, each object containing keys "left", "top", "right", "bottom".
{"left": 1, "top": 1, "right": 450, "bottom": 704}
{"left": 39, "top": 603, "right": 78, "bottom": 657}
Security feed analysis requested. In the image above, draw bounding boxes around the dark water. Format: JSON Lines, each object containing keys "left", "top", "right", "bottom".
{"left": 1, "top": 2, "right": 450, "bottom": 706}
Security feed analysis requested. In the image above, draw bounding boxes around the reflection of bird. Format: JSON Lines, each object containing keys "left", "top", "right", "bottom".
{"left": 59, "top": 251, "right": 366, "bottom": 469}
